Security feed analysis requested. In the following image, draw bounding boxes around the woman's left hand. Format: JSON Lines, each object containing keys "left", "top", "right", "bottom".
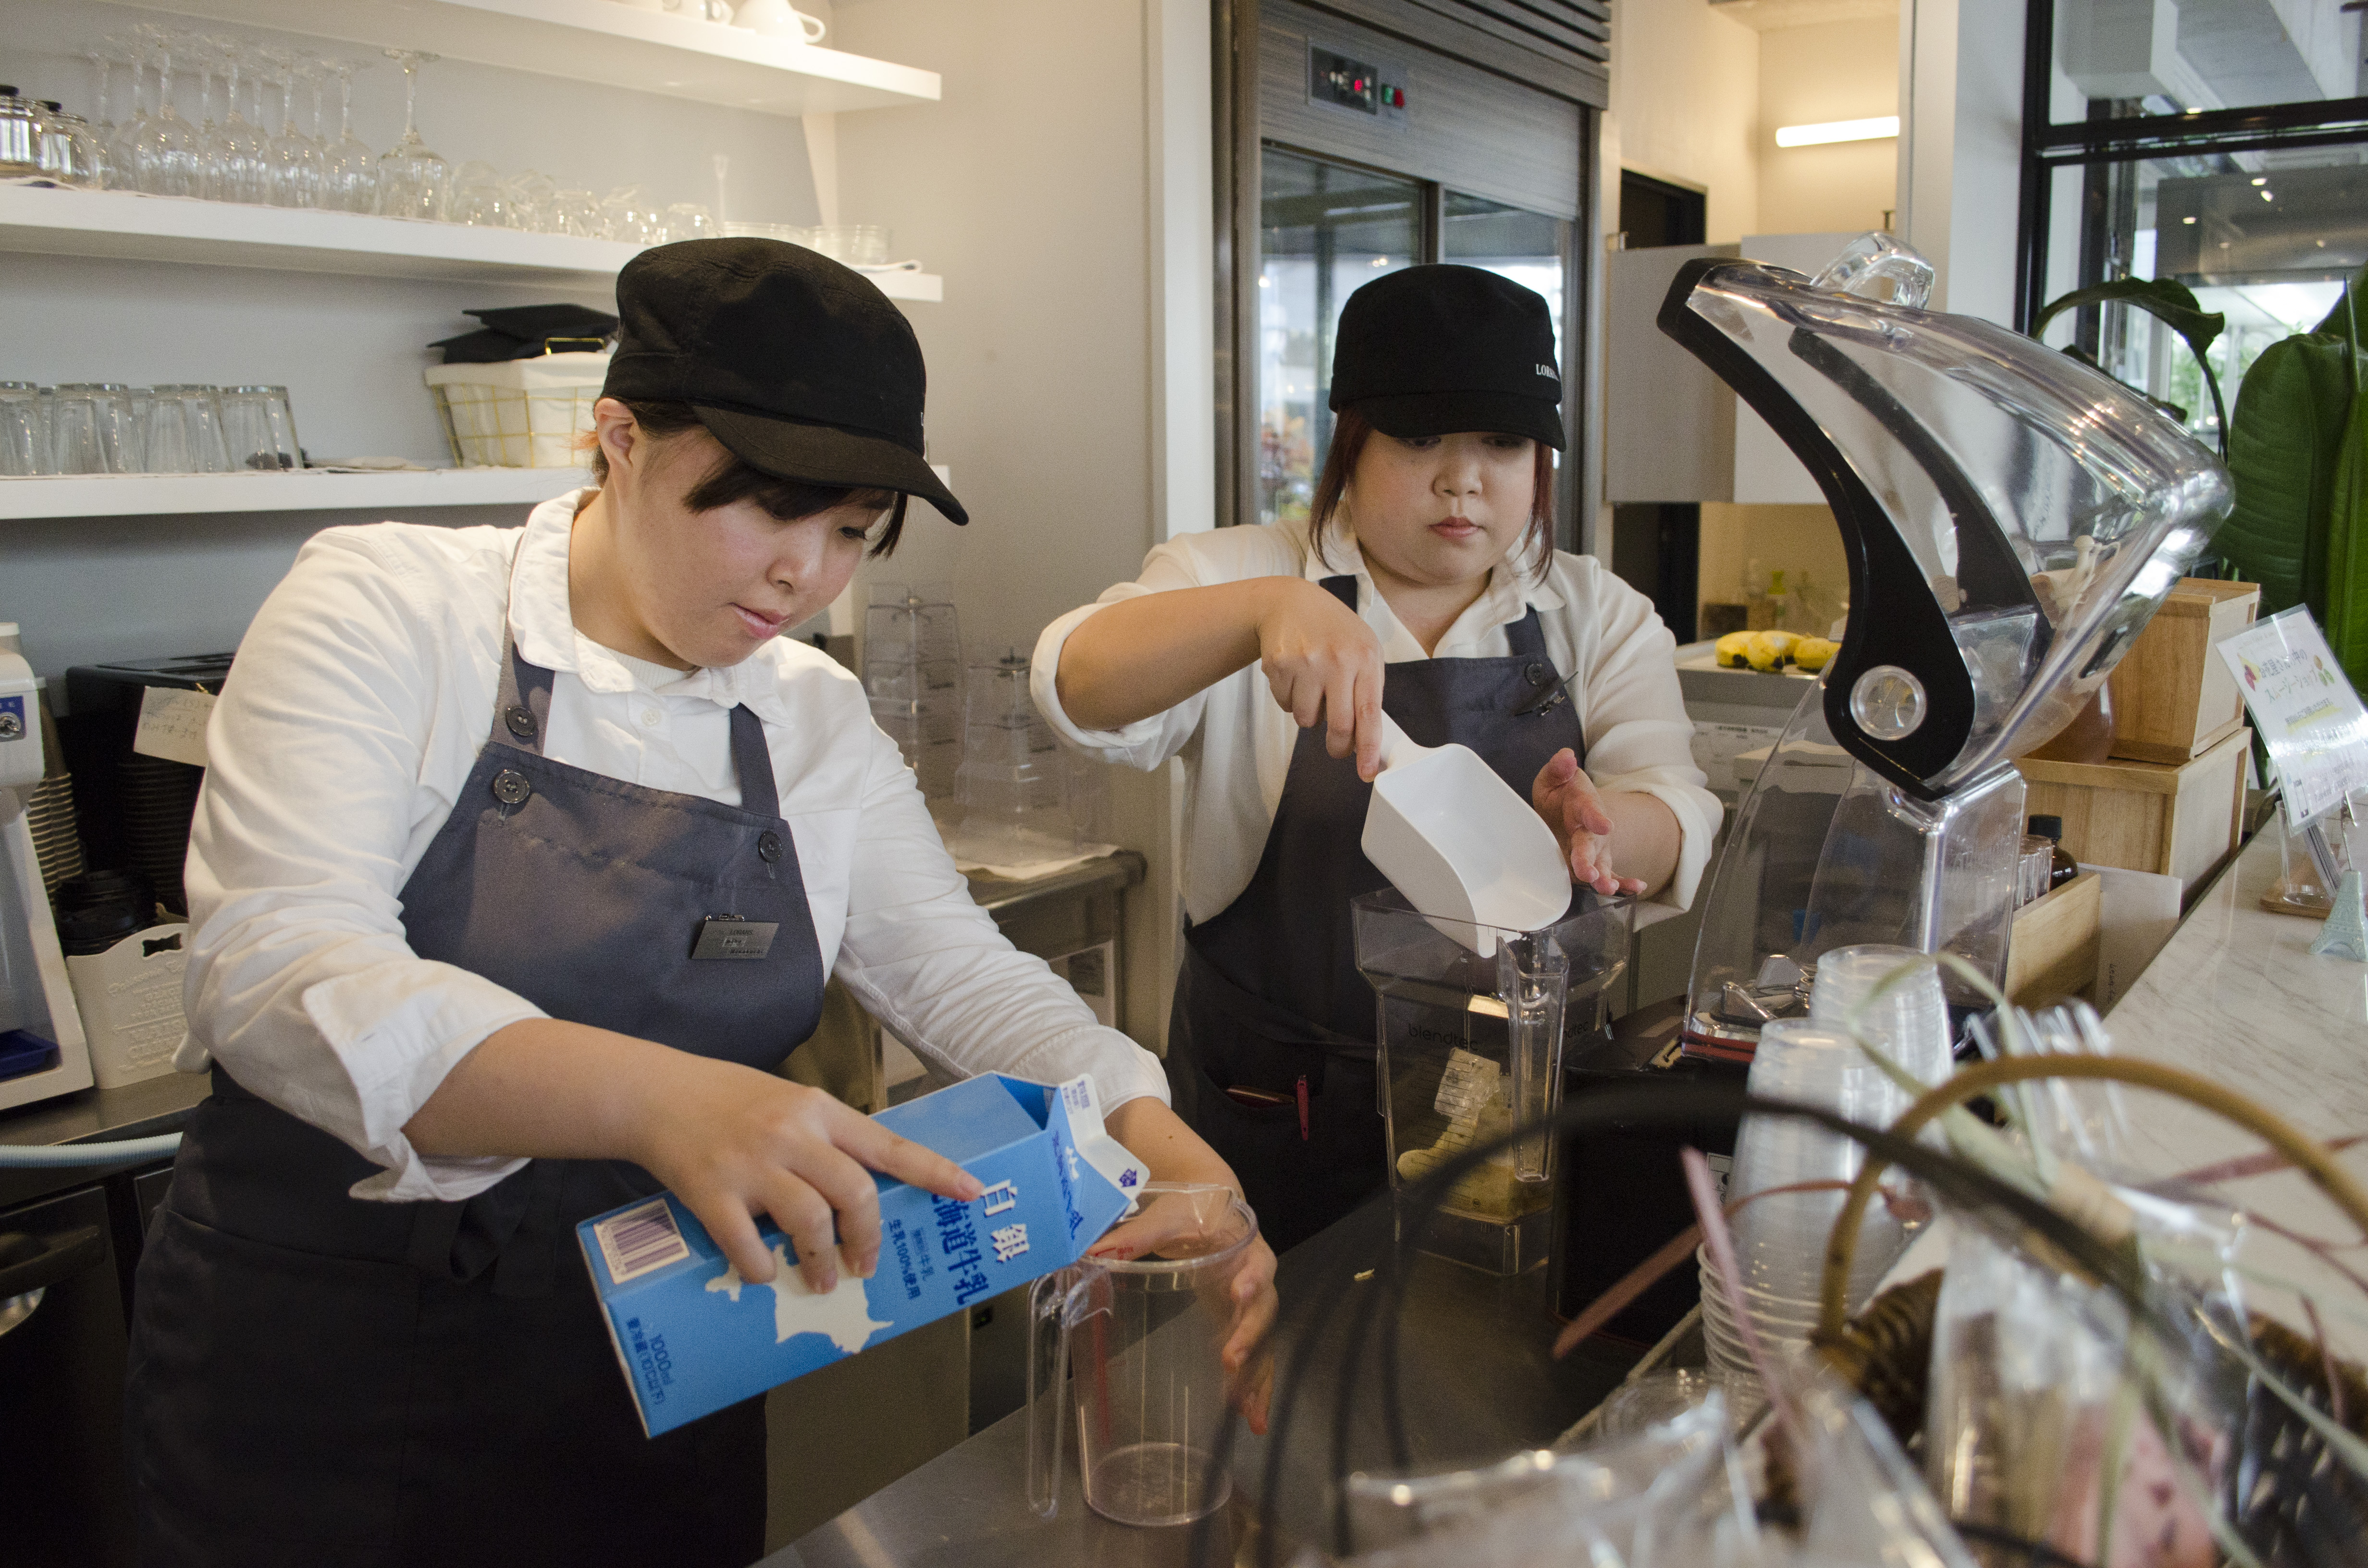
{"left": 1532, "top": 747, "right": 1648, "bottom": 897}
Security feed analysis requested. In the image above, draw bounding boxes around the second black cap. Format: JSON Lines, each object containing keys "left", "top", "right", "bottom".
{"left": 1328, "top": 264, "right": 1564, "bottom": 450}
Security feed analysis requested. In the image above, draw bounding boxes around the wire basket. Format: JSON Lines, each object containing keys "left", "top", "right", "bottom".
{"left": 424, "top": 350, "right": 610, "bottom": 468}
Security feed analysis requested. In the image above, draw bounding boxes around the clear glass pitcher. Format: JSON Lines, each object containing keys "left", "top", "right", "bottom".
{"left": 1353, "top": 890, "right": 1634, "bottom": 1274}
{"left": 1025, "top": 1183, "right": 1257, "bottom": 1526}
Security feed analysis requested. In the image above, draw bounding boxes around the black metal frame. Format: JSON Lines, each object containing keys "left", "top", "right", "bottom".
{"left": 2014, "top": 0, "right": 2368, "bottom": 331}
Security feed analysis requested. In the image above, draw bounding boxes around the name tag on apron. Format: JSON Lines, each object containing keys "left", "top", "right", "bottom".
{"left": 691, "top": 917, "right": 778, "bottom": 961}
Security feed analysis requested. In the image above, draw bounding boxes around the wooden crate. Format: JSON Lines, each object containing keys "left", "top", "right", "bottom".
{"left": 2108, "top": 578, "right": 2260, "bottom": 763}
{"left": 2004, "top": 871, "right": 2102, "bottom": 1006}
{"left": 2016, "top": 726, "right": 2251, "bottom": 896}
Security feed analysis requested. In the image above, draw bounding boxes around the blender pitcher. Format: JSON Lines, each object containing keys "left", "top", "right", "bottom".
{"left": 1354, "top": 891, "right": 1634, "bottom": 1275}
{"left": 1025, "top": 1183, "right": 1258, "bottom": 1527}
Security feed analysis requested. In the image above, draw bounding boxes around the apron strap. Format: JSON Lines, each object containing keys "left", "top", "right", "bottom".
{"left": 728, "top": 705, "right": 779, "bottom": 819}
{"left": 1319, "top": 574, "right": 1357, "bottom": 612}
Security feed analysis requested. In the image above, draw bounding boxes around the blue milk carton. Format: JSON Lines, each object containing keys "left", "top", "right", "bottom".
{"left": 577, "top": 1072, "right": 1149, "bottom": 1437}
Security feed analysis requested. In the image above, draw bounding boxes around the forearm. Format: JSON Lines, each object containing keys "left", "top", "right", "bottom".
{"left": 1107, "top": 1096, "right": 1245, "bottom": 1192}
{"left": 402, "top": 1017, "right": 698, "bottom": 1166}
{"left": 1603, "top": 790, "right": 1681, "bottom": 898}
{"left": 1054, "top": 579, "right": 1289, "bottom": 731}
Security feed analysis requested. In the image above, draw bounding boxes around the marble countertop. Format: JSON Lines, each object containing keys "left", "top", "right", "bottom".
{"left": 2097, "top": 827, "right": 2368, "bottom": 1356}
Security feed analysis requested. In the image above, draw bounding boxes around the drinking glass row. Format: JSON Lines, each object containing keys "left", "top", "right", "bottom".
{"left": 0, "top": 383, "right": 302, "bottom": 477}
{"left": 34, "top": 26, "right": 717, "bottom": 240}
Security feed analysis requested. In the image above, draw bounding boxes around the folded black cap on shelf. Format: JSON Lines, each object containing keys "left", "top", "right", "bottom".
{"left": 1328, "top": 263, "right": 1565, "bottom": 450}
{"left": 431, "top": 303, "right": 619, "bottom": 363}
{"left": 601, "top": 238, "right": 966, "bottom": 525}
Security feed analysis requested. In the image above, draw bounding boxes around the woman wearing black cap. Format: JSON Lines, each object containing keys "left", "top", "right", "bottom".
{"left": 1039, "top": 265, "right": 1721, "bottom": 1251}
{"left": 122, "top": 239, "right": 1275, "bottom": 1567}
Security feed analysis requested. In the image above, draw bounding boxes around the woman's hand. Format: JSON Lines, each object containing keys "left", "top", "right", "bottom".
{"left": 1100, "top": 1098, "right": 1282, "bottom": 1434}
{"left": 1532, "top": 748, "right": 1648, "bottom": 897}
{"left": 1256, "top": 577, "right": 1390, "bottom": 782}
{"left": 629, "top": 1055, "right": 983, "bottom": 1297}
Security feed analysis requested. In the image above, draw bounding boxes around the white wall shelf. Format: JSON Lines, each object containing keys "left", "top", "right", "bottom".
{"left": 0, "top": 467, "right": 589, "bottom": 521}
{"left": 115, "top": 0, "right": 940, "bottom": 118}
{"left": 0, "top": 187, "right": 946, "bottom": 300}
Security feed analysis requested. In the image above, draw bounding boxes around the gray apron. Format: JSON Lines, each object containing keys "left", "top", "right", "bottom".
{"left": 1167, "top": 575, "right": 1589, "bottom": 1252}
{"left": 125, "top": 580, "right": 826, "bottom": 1568}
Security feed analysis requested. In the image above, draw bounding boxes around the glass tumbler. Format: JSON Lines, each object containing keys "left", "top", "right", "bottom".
{"left": 55, "top": 383, "right": 139, "bottom": 473}
{"left": 219, "top": 387, "right": 291, "bottom": 471}
{"left": 809, "top": 224, "right": 889, "bottom": 265}
{"left": 48, "top": 388, "right": 110, "bottom": 475}
{"left": 147, "top": 385, "right": 231, "bottom": 474}
{"left": 0, "top": 382, "right": 53, "bottom": 476}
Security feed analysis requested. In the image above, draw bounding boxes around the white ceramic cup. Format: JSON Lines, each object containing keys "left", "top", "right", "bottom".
{"left": 733, "top": 0, "right": 827, "bottom": 40}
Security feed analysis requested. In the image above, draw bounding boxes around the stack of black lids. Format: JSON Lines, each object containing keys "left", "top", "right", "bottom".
{"left": 432, "top": 303, "right": 619, "bottom": 364}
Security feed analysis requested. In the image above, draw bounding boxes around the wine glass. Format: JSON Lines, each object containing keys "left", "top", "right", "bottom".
{"left": 443, "top": 160, "right": 508, "bottom": 226}
{"left": 78, "top": 48, "right": 121, "bottom": 189}
{"left": 130, "top": 27, "right": 200, "bottom": 197}
{"left": 105, "top": 36, "right": 150, "bottom": 190}
{"left": 208, "top": 37, "right": 265, "bottom": 203}
{"left": 374, "top": 49, "right": 446, "bottom": 220}
{"left": 320, "top": 59, "right": 375, "bottom": 214}
{"left": 188, "top": 39, "right": 225, "bottom": 199}
{"left": 260, "top": 47, "right": 324, "bottom": 207}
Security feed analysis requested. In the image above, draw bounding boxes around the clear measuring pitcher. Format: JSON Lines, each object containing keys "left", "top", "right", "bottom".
{"left": 1025, "top": 1183, "right": 1258, "bottom": 1526}
{"left": 1354, "top": 890, "right": 1634, "bottom": 1274}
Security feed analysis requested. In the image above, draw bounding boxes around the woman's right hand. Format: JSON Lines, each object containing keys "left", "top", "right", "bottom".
{"left": 629, "top": 1054, "right": 983, "bottom": 1297}
{"left": 1255, "top": 577, "right": 1388, "bottom": 780}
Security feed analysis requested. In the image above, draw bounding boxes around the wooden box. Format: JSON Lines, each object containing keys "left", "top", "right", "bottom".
{"left": 2108, "top": 578, "right": 2260, "bottom": 763}
{"left": 2004, "top": 871, "right": 2101, "bottom": 1006}
{"left": 2016, "top": 726, "right": 2251, "bottom": 896}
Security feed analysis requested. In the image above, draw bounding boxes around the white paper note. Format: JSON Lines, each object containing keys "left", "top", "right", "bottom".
{"left": 133, "top": 688, "right": 215, "bottom": 769}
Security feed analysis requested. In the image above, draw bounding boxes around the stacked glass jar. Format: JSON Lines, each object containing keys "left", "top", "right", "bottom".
{"left": 947, "top": 649, "right": 1077, "bottom": 866}
{"left": 862, "top": 582, "right": 962, "bottom": 802}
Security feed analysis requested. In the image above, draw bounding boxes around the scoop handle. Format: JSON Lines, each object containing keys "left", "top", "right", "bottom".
{"left": 1374, "top": 712, "right": 1421, "bottom": 774}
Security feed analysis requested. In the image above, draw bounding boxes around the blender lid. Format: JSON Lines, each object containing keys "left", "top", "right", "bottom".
{"left": 1658, "top": 233, "right": 2230, "bottom": 799}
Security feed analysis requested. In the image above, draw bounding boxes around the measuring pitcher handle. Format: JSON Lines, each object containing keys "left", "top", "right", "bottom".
{"left": 1025, "top": 1266, "right": 1081, "bottom": 1519}
{"left": 1498, "top": 931, "right": 1570, "bottom": 1183}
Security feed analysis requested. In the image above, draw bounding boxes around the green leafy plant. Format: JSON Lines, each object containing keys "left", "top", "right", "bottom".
{"left": 2033, "top": 276, "right": 2230, "bottom": 453}
{"left": 2221, "top": 269, "right": 2367, "bottom": 689}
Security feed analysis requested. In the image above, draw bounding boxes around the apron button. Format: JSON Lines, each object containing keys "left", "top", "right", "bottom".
{"left": 757, "top": 829, "right": 783, "bottom": 863}
{"left": 504, "top": 704, "right": 538, "bottom": 740}
{"left": 1525, "top": 661, "right": 1547, "bottom": 684}
{"left": 491, "top": 769, "right": 532, "bottom": 807}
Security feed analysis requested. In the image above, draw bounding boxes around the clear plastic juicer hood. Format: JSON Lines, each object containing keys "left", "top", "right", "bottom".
{"left": 1665, "top": 235, "right": 2230, "bottom": 1050}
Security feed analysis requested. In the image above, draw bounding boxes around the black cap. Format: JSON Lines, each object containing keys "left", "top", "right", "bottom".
{"left": 602, "top": 238, "right": 966, "bottom": 525}
{"left": 2028, "top": 814, "right": 2064, "bottom": 840}
{"left": 1328, "top": 264, "right": 1564, "bottom": 450}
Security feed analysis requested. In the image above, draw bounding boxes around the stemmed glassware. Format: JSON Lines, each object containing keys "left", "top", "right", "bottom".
{"left": 128, "top": 27, "right": 200, "bottom": 197}
{"left": 77, "top": 48, "right": 120, "bottom": 189}
{"left": 320, "top": 58, "right": 376, "bottom": 214}
{"left": 207, "top": 37, "right": 266, "bottom": 204}
{"left": 105, "top": 37, "right": 151, "bottom": 191}
{"left": 374, "top": 49, "right": 446, "bottom": 220}
{"left": 261, "top": 47, "right": 325, "bottom": 207}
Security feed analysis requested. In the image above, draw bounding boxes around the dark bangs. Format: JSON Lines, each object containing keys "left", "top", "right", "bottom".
{"left": 586, "top": 398, "right": 908, "bottom": 557}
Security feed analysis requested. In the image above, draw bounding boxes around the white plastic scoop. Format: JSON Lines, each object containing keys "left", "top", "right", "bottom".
{"left": 1360, "top": 714, "right": 1572, "bottom": 956}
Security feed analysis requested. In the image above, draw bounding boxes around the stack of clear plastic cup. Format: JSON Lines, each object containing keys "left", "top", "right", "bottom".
{"left": 1805, "top": 943, "right": 1956, "bottom": 1088}
{"left": 862, "top": 581, "right": 961, "bottom": 799}
{"left": 949, "top": 649, "right": 1075, "bottom": 864}
{"left": 1703, "top": 1016, "right": 1918, "bottom": 1383}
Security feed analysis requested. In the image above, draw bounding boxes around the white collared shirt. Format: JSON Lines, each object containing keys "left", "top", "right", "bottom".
{"left": 1030, "top": 516, "right": 1722, "bottom": 926}
{"left": 181, "top": 491, "right": 1168, "bottom": 1203}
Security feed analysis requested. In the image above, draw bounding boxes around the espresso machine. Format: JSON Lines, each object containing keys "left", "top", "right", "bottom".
{"left": 1668, "top": 233, "right": 2229, "bottom": 1054}
{"left": 0, "top": 641, "right": 95, "bottom": 1112}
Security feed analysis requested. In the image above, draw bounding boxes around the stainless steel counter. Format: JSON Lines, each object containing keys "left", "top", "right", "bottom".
{"left": 765, "top": 1201, "right": 1641, "bottom": 1568}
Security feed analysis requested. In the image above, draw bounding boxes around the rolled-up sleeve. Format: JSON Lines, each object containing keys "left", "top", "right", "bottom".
{"left": 829, "top": 720, "right": 1170, "bottom": 1112}
{"left": 1578, "top": 573, "right": 1725, "bottom": 912}
{"left": 1030, "top": 539, "right": 1225, "bottom": 772}
{"left": 183, "top": 534, "right": 544, "bottom": 1203}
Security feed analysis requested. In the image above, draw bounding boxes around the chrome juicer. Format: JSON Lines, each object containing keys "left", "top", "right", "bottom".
{"left": 1667, "top": 234, "right": 2231, "bottom": 1055}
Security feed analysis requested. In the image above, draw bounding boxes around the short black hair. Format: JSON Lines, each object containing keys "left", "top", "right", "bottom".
{"left": 585, "top": 399, "right": 908, "bottom": 556}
